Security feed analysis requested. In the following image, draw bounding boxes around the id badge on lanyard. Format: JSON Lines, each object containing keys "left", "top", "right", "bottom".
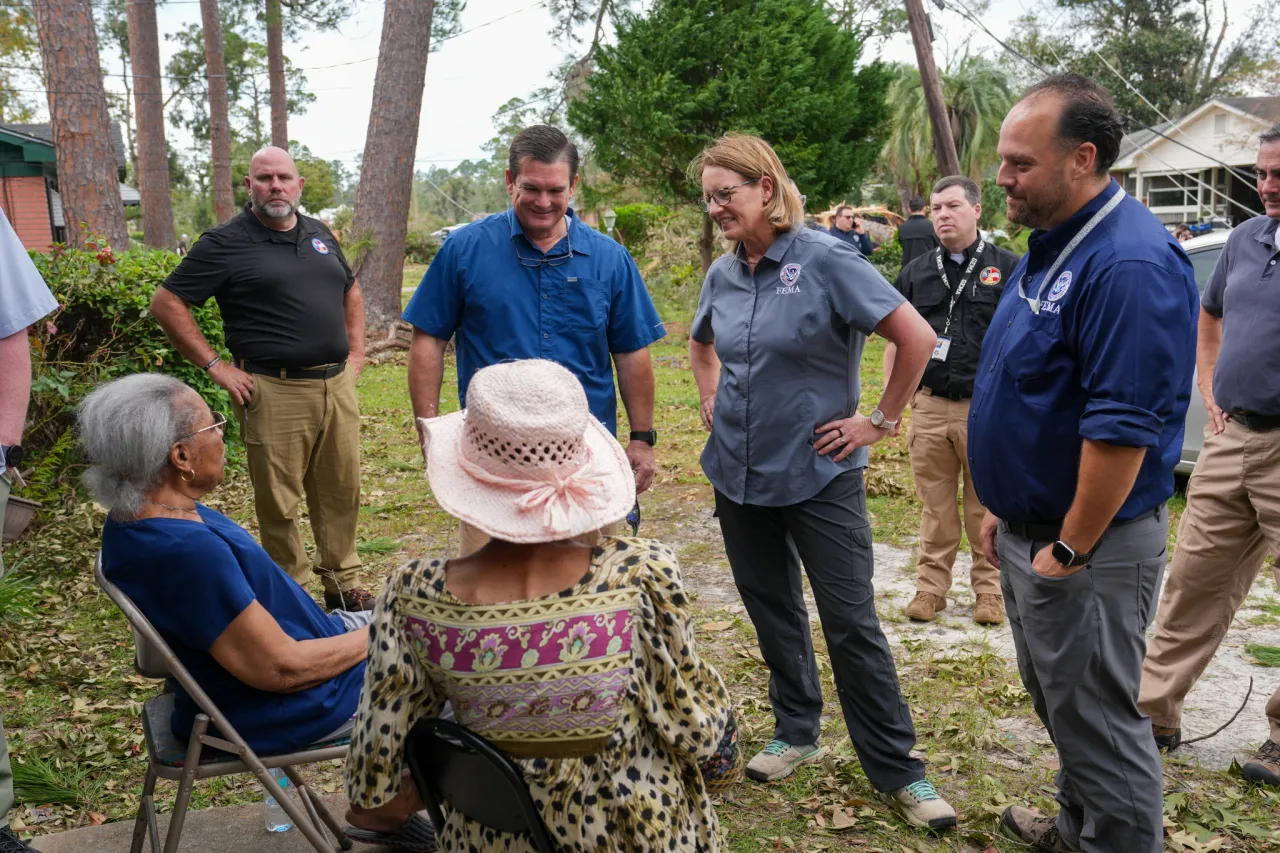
{"left": 1017, "top": 188, "right": 1125, "bottom": 315}
{"left": 931, "top": 239, "right": 985, "bottom": 362}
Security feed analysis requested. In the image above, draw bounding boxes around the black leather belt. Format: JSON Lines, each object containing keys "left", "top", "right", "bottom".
{"left": 237, "top": 359, "right": 345, "bottom": 380}
{"left": 1231, "top": 411, "right": 1280, "bottom": 432}
{"left": 1002, "top": 504, "right": 1163, "bottom": 543}
{"left": 919, "top": 385, "right": 969, "bottom": 401}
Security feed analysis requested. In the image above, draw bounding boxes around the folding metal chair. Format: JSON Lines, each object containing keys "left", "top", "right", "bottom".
{"left": 94, "top": 554, "right": 354, "bottom": 853}
{"left": 404, "top": 717, "right": 556, "bottom": 853}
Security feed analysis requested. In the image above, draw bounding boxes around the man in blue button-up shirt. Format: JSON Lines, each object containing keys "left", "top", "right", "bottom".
{"left": 404, "top": 126, "right": 665, "bottom": 553}
{"left": 970, "top": 74, "right": 1197, "bottom": 853}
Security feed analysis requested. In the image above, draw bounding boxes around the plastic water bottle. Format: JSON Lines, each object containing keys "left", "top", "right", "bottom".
{"left": 264, "top": 768, "right": 293, "bottom": 832}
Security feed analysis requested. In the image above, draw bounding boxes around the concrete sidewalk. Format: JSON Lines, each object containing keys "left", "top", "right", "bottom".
{"left": 31, "top": 793, "right": 386, "bottom": 853}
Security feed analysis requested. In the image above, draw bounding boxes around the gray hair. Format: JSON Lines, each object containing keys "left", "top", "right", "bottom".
{"left": 1260, "top": 122, "right": 1280, "bottom": 146}
{"left": 932, "top": 175, "right": 981, "bottom": 206}
{"left": 78, "top": 374, "right": 202, "bottom": 518}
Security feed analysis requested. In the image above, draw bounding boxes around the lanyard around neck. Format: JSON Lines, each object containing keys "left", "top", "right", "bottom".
{"left": 1018, "top": 188, "right": 1125, "bottom": 315}
{"left": 933, "top": 238, "right": 985, "bottom": 335}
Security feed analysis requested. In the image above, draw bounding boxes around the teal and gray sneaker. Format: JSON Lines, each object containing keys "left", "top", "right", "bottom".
{"left": 881, "top": 779, "right": 957, "bottom": 831}
{"left": 745, "top": 739, "right": 826, "bottom": 782}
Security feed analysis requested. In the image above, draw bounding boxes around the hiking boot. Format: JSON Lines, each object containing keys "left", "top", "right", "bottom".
{"left": 1242, "top": 739, "right": 1280, "bottom": 786}
{"left": 745, "top": 739, "right": 825, "bottom": 782}
{"left": 880, "top": 779, "right": 956, "bottom": 831}
{"left": 325, "top": 587, "right": 377, "bottom": 612}
{"left": 1153, "top": 724, "right": 1181, "bottom": 752}
{"left": 973, "top": 593, "right": 1005, "bottom": 625}
{"left": 0, "top": 827, "right": 35, "bottom": 852}
{"left": 1000, "top": 805, "right": 1079, "bottom": 852}
{"left": 904, "top": 592, "right": 946, "bottom": 622}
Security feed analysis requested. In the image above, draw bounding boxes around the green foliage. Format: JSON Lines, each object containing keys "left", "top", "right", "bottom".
{"left": 0, "top": 7, "right": 38, "bottom": 122}
{"left": 868, "top": 231, "right": 902, "bottom": 282}
{"left": 24, "top": 243, "right": 235, "bottom": 504}
{"left": 297, "top": 155, "right": 338, "bottom": 212}
{"left": 568, "top": 0, "right": 893, "bottom": 211}
{"left": 610, "top": 203, "right": 670, "bottom": 250}
{"left": 1244, "top": 643, "right": 1280, "bottom": 667}
{"left": 403, "top": 229, "right": 440, "bottom": 266}
{"left": 0, "top": 562, "right": 39, "bottom": 624}
{"left": 12, "top": 755, "right": 106, "bottom": 807}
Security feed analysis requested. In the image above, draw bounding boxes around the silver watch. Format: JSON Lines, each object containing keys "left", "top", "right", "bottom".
{"left": 869, "top": 408, "right": 899, "bottom": 430}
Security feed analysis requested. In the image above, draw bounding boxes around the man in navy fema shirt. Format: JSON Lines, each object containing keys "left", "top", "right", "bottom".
{"left": 969, "top": 74, "right": 1197, "bottom": 853}
{"left": 403, "top": 126, "right": 665, "bottom": 554}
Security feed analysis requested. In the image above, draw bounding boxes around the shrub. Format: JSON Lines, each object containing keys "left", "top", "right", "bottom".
{"left": 868, "top": 231, "right": 902, "bottom": 282}
{"left": 609, "top": 203, "right": 670, "bottom": 251}
{"left": 403, "top": 229, "right": 440, "bottom": 265}
{"left": 24, "top": 242, "right": 235, "bottom": 505}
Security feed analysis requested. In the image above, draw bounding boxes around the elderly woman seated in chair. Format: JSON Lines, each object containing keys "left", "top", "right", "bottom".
{"left": 80, "top": 373, "right": 425, "bottom": 847}
{"left": 343, "top": 359, "right": 741, "bottom": 853}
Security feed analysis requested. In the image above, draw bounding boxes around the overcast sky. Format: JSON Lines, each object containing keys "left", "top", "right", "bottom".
{"left": 39, "top": 0, "right": 1257, "bottom": 173}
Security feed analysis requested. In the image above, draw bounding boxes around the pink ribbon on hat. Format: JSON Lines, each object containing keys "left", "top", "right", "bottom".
{"left": 454, "top": 434, "right": 611, "bottom": 531}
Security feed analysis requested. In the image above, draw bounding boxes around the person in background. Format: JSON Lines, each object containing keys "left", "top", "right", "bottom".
{"left": 1138, "top": 121, "right": 1280, "bottom": 787}
{"left": 150, "top": 146, "right": 373, "bottom": 612}
{"left": 970, "top": 73, "right": 1197, "bottom": 853}
{"left": 345, "top": 359, "right": 739, "bottom": 852}
{"left": 0, "top": 206, "right": 59, "bottom": 852}
{"left": 886, "top": 176, "right": 1020, "bottom": 626}
{"left": 829, "top": 205, "right": 874, "bottom": 256}
{"left": 177, "top": 233, "right": 189, "bottom": 256}
{"left": 688, "top": 133, "right": 956, "bottom": 832}
{"left": 897, "top": 195, "right": 939, "bottom": 271}
{"left": 403, "top": 126, "right": 664, "bottom": 556}
{"left": 1172, "top": 223, "right": 1192, "bottom": 242}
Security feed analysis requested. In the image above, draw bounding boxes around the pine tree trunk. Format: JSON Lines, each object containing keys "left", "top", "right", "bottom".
{"left": 352, "top": 0, "right": 437, "bottom": 338}
{"left": 698, "top": 214, "right": 714, "bottom": 272}
{"left": 31, "top": 0, "right": 129, "bottom": 250}
{"left": 266, "top": 0, "right": 288, "bottom": 148}
{"left": 200, "top": 0, "right": 235, "bottom": 223}
{"left": 126, "top": 0, "right": 176, "bottom": 249}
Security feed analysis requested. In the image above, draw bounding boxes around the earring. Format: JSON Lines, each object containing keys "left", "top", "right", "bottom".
{"left": 180, "top": 469, "right": 195, "bottom": 483}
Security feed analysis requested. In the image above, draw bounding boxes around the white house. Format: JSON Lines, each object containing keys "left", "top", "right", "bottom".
{"left": 1110, "top": 96, "right": 1278, "bottom": 227}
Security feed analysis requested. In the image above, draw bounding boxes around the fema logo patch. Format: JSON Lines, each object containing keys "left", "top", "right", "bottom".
{"left": 780, "top": 263, "right": 802, "bottom": 286}
{"left": 311, "top": 237, "right": 330, "bottom": 255}
{"left": 1046, "top": 270, "right": 1073, "bottom": 302}
{"left": 979, "top": 266, "right": 1001, "bottom": 286}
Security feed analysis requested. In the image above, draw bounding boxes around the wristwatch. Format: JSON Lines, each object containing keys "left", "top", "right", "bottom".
{"left": 869, "top": 408, "right": 899, "bottom": 430}
{"left": 1051, "top": 539, "right": 1092, "bottom": 568}
{"left": 0, "top": 444, "right": 23, "bottom": 471}
{"left": 629, "top": 430, "right": 658, "bottom": 446}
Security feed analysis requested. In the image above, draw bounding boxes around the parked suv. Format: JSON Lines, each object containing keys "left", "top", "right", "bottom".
{"left": 1176, "top": 230, "right": 1231, "bottom": 475}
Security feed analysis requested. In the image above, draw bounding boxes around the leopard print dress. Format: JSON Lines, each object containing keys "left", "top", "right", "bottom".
{"left": 344, "top": 537, "right": 735, "bottom": 852}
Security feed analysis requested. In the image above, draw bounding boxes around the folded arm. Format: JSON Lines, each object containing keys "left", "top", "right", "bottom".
{"left": 209, "top": 601, "right": 368, "bottom": 693}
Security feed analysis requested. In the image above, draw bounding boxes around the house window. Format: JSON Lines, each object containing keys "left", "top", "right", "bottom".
{"left": 1214, "top": 113, "right": 1228, "bottom": 136}
{"left": 1146, "top": 173, "right": 1197, "bottom": 209}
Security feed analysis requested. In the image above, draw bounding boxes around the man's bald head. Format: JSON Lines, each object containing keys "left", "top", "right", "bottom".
{"left": 246, "top": 146, "right": 304, "bottom": 226}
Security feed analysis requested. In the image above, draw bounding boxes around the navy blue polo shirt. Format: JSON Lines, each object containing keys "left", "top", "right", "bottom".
{"left": 402, "top": 208, "right": 665, "bottom": 435}
{"left": 968, "top": 182, "right": 1198, "bottom": 524}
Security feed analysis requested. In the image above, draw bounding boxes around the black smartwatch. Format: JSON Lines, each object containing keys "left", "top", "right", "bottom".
{"left": 1, "top": 444, "right": 23, "bottom": 471}
{"left": 1051, "top": 539, "right": 1091, "bottom": 568}
{"left": 629, "top": 430, "right": 657, "bottom": 446}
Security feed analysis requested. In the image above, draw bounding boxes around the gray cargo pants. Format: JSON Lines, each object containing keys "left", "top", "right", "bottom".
{"left": 714, "top": 470, "right": 925, "bottom": 793}
{"left": 998, "top": 508, "right": 1168, "bottom": 853}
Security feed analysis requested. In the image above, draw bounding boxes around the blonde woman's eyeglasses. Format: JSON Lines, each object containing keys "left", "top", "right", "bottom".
{"left": 697, "top": 178, "right": 759, "bottom": 213}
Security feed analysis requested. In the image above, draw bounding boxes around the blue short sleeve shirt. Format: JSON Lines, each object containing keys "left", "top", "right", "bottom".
{"left": 0, "top": 206, "right": 57, "bottom": 340}
{"left": 692, "top": 228, "right": 905, "bottom": 507}
{"left": 968, "top": 182, "right": 1199, "bottom": 524}
{"left": 101, "top": 506, "right": 364, "bottom": 755}
{"left": 401, "top": 208, "right": 666, "bottom": 434}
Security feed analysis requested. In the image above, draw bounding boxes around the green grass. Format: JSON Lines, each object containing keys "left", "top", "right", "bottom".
{"left": 1244, "top": 644, "right": 1280, "bottom": 667}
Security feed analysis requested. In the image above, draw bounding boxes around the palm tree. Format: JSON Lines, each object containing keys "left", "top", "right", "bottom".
{"left": 883, "top": 58, "right": 1014, "bottom": 202}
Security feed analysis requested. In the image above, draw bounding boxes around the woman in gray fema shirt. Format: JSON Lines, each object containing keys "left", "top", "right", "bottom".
{"left": 688, "top": 134, "right": 954, "bottom": 833}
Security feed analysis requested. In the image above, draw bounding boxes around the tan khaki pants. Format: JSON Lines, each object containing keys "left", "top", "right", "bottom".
{"left": 457, "top": 520, "right": 620, "bottom": 557}
{"left": 907, "top": 391, "right": 999, "bottom": 596}
{"left": 1139, "top": 420, "right": 1280, "bottom": 741}
{"left": 235, "top": 367, "right": 362, "bottom": 596}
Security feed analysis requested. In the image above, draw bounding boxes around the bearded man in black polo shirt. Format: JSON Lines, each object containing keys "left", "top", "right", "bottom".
{"left": 150, "top": 146, "right": 373, "bottom": 611}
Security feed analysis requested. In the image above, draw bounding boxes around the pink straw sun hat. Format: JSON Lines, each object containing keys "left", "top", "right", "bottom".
{"left": 418, "top": 359, "right": 636, "bottom": 544}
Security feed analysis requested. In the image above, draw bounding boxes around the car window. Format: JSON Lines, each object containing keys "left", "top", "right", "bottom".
{"left": 1187, "top": 246, "right": 1223, "bottom": 294}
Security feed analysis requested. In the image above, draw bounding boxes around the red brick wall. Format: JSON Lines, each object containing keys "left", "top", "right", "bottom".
{"left": 0, "top": 176, "right": 54, "bottom": 251}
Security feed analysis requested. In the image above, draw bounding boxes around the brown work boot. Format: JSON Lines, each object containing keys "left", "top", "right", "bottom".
{"left": 999, "top": 805, "right": 1079, "bottom": 852}
{"left": 905, "top": 592, "right": 946, "bottom": 622}
{"left": 972, "top": 593, "right": 1005, "bottom": 625}
{"left": 1242, "top": 739, "right": 1280, "bottom": 786}
{"left": 325, "top": 587, "right": 377, "bottom": 612}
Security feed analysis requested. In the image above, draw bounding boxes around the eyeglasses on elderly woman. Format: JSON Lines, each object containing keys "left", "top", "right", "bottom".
{"left": 178, "top": 410, "right": 227, "bottom": 440}
{"left": 697, "top": 178, "right": 759, "bottom": 212}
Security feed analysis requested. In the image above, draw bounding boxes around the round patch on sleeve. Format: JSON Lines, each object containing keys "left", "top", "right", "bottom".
{"left": 311, "top": 237, "right": 330, "bottom": 255}
{"left": 979, "top": 266, "right": 1002, "bottom": 285}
